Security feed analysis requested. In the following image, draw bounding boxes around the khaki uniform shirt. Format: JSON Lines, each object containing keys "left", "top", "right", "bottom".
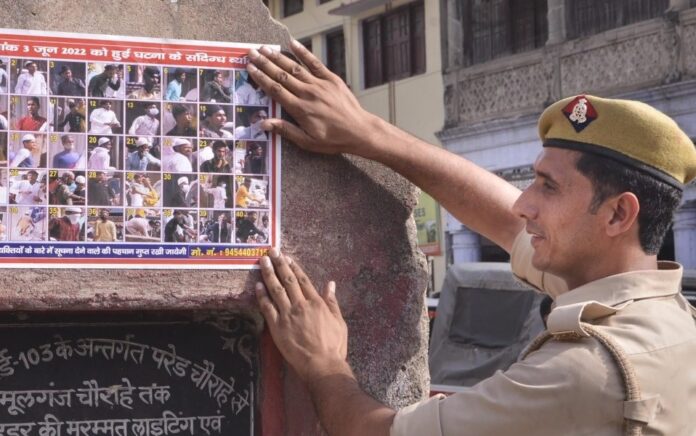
{"left": 391, "top": 232, "right": 696, "bottom": 436}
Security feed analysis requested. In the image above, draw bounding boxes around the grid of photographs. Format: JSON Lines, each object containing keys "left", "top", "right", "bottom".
{"left": 0, "top": 56, "right": 273, "bottom": 246}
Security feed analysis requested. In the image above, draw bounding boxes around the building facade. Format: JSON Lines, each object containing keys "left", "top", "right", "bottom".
{"left": 439, "top": 0, "right": 696, "bottom": 268}
{"left": 265, "top": 0, "right": 449, "bottom": 291}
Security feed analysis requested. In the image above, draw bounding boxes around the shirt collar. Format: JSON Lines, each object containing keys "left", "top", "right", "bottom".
{"left": 555, "top": 261, "right": 682, "bottom": 309}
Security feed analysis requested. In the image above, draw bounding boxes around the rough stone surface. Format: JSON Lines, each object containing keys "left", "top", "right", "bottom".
{"left": 0, "top": 1, "right": 430, "bottom": 433}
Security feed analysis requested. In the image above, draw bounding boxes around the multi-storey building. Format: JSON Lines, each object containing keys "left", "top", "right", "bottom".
{"left": 439, "top": 0, "right": 696, "bottom": 268}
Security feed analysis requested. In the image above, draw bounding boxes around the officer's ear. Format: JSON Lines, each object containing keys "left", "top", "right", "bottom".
{"left": 605, "top": 192, "right": 640, "bottom": 238}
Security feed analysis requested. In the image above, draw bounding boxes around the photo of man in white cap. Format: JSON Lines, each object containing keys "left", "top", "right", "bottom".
{"left": 126, "top": 137, "right": 161, "bottom": 171}
{"left": 164, "top": 175, "right": 195, "bottom": 208}
{"left": 163, "top": 138, "right": 193, "bottom": 172}
{"left": 88, "top": 137, "right": 114, "bottom": 170}
{"left": 10, "top": 134, "right": 39, "bottom": 168}
{"left": 14, "top": 60, "right": 47, "bottom": 95}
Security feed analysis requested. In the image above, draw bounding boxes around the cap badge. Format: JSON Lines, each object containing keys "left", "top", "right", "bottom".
{"left": 562, "top": 95, "right": 597, "bottom": 133}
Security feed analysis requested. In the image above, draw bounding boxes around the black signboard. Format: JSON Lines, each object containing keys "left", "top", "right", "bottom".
{"left": 0, "top": 313, "right": 257, "bottom": 435}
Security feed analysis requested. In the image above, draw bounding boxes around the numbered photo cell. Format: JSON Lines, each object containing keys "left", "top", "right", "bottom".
{"left": 235, "top": 106, "right": 268, "bottom": 141}
{"left": 126, "top": 65, "right": 161, "bottom": 100}
{"left": 87, "top": 170, "right": 123, "bottom": 207}
{"left": 163, "top": 209, "right": 198, "bottom": 243}
{"left": 9, "top": 205, "right": 47, "bottom": 241}
{"left": 199, "top": 139, "right": 233, "bottom": 174}
{"left": 8, "top": 132, "right": 46, "bottom": 168}
{"left": 124, "top": 136, "right": 161, "bottom": 171}
{"left": 162, "top": 173, "right": 197, "bottom": 208}
{"left": 8, "top": 169, "right": 46, "bottom": 205}
{"left": 10, "top": 95, "right": 48, "bottom": 132}
{"left": 0, "top": 132, "right": 7, "bottom": 165}
{"left": 86, "top": 207, "right": 123, "bottom": 242}
{"left": 10, "top": 59, "right": 48, "bottom": 95}
{"left": 163, "top": 67, "right": 197, "bottom": 102}
{"left": 87, "top": 135, "right": 123, "bottom": 171}
{"left": 50, "top": 97, "right": 86, "bottom": 133}
{"left": 235, "top": 209, "right": 269, "bottom": 244}
{"left": 0, "top": 207, "right": 7, "bottom": 241}
{"left": 234, "top": 141, "right": 268, "bottom": 175}
{"left": 0, "top": 57, "right": 10, "bottom": 94}
{"left": 162, "top": 103, "right": 197, "bottom": 137}
{"left": 124, "top": 172, "right": 161, "bottom": 207}
{"left": 200, "top": 174, "right": 233, "bottom": 209}
{"left": 199, "top": 69, "right": 233, "bottom": 103}
{"left": 124, "top": 208, "right": 161, "bottom": 243}
{"left": 234, "top": 70, "right": 268, "bottom": 106}
{"left": 199, "top": 210, "right": 232, "bottom": 243}
{"left": 88, "top": 99, "right": 123, "bottom": 135}
{"left": 199, "top": 103, "right": 234, "bottom": 139}
{"left": 49, "top": 61, "right": 87, "bottom": 97}
{"left": 234, "top": 176, "right": 269, "bottom": 209}
{"left": 87, "top": 63, "right": 125, "bottom": 98}
{"left": 126, "top": 100, "right": 160, "bottom": 137}
{"left": 0, "top": 95, "right": 8, "bottom": 130}
{"left": 48, "top": 133, "right": 86, "bottom": 170}
{"left": 48, "top": 169, "right": 86, "bottom": 206}
{"left": 48, "top": 206, "right": 85, "bottom": 242}
{"left": 0, "top": 169, "right": 7, "bottom": 204}
{"left": 161, "top": 136, "right": 195, "bottom": 173}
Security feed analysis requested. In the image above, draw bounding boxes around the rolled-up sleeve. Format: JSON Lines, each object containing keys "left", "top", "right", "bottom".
{"left": 391, "top": 340, "right": 623, "bottom": 436}
{"left": 391, "top": 394, "right": 445, "bottom": 436}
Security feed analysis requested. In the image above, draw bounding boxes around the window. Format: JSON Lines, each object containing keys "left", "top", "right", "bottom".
{"left": 461, "top": 0, "right": 547, "bottom": 66}
{"left": 326, "top": 29, "right": 346, "bottom": 82}
{"left": 298, "top": 38, "right": 313, "bottom": 53}
{"left": 363, "top": 2, "right": 425, "bottom": 88}
{"left": 566, "top": 0, "right": 668, "bottom": 39}
{"left": 283, "top": 0, "right": 303, "bottom": 17}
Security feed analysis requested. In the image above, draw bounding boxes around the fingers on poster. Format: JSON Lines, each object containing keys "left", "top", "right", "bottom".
{"left": 0, "top": 29, "right": 279, "bottom": 267}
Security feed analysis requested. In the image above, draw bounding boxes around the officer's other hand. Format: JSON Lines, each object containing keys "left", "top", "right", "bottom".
{"left": 246, "top": 41, "right": 377, "bottom": 156}
{"left": 256, "top": 249, "right": 348, "bottom": 383}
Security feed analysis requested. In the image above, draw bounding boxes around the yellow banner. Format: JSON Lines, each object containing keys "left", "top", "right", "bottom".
{"left": 414, "top": 192, "right": 441, "bottom": 256}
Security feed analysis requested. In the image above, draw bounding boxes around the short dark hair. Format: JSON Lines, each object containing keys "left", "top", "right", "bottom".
{"left": 144, "top": 66, "right": 159, "bottom": 77}
{"left": 575, "top": 152, "right": 682, "bottom": 255}
{"left": 172, "top": 104, "right": 189, "bottom": 118}
{"left": 28, "top": 96, "right": 41, "bottom": 108}
{"left": 212, "top": 140, "right": 227, "bottom": 150}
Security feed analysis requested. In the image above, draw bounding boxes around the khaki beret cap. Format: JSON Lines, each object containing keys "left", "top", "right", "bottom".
{"left": 539, "top": 95, "right": 696, "bottom": 189}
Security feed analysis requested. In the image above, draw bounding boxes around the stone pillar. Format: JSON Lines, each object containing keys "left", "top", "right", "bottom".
{"left": 546, "top": 0, "right": 567, "bottom": 45}
{"left": 447, "top": 213, "right": 481, "bottom": 263}
{"left": 673, "top": 201, "right": 696, "bottom": 269}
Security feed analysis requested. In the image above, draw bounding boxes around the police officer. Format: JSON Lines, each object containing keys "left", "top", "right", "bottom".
{"left": 245, "top": 43, "right": 696, "bottom": 435}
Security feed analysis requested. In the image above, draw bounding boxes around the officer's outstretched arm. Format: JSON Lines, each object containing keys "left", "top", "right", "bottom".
{"left": 246, "top": 42, "right": 524, "bottom": 252}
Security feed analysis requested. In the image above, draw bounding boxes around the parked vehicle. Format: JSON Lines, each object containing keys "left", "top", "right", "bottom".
{"left": 428, "top": 263, "right": 545, "bottom": 393}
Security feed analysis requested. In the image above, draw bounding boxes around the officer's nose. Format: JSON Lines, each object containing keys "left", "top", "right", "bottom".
{"left": 511, "top": 188, "right": 537, "bottom": 222}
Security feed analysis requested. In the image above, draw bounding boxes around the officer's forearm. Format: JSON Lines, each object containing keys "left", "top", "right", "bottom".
{"left": 305, "top": 360, "right": 394, "bottom": 436}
